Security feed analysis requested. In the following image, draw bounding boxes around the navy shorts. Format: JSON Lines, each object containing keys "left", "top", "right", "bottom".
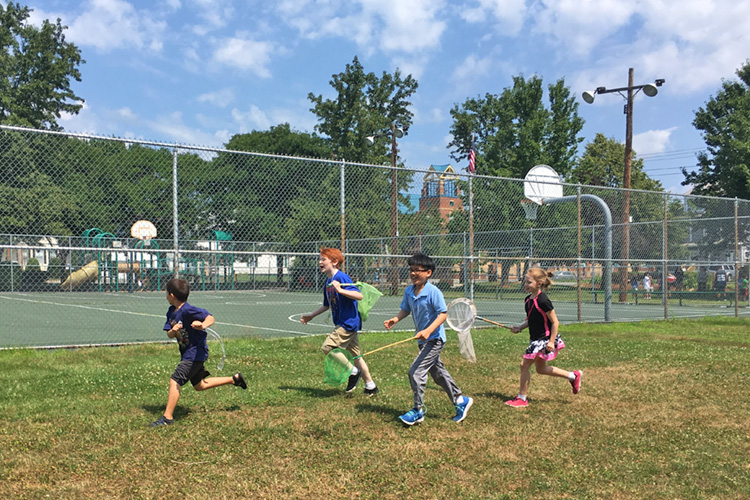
{"left": 171, "top": 360, "right": 210, "bottom": 387}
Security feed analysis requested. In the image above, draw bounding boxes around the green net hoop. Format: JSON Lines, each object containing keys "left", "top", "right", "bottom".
{"left": 323, "top": 348, "right": 358, "bottom": 386}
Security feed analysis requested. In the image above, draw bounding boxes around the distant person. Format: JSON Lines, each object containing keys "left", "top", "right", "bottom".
{"left": 301, "top": 247, "right": 378, "bottom": 396}
{"left": 674, "top": 266, "right": 684, "bottom": 291}
{"left": 384, "top": 253, "right": 473, "bottom": 426}
{"left": 643, "top": 272, "right": 652, "bottom": 300}
{"left": 697, "top": 267, "right": 708, "bottom": 292}
{"left": 631, "top": 275, "right": 639, "bottom": 291}
{"left": 505, "top": 268, "right": 582, "bottom": 408}
{"left": 714, "top": 267, "right": 727, "bottom": 300}
{"left": 151, "top": 278, "right": 247, "bottom": 427}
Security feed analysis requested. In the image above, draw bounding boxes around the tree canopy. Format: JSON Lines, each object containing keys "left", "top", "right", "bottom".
{"left": 684, "top": 60, "right": 750, "bottom": 199}
{"left": 0, "top": 2, "right": 84, "bottom": 129}
{"left": 448, "top": 75, "right": 584, "bottom": 179}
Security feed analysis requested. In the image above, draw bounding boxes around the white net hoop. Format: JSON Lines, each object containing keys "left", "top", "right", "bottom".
{"left": 446, "top": 298, "right": 477, "bottom": 331}
{"left": 521, "top": 199, "right": 539, "bottom": 220}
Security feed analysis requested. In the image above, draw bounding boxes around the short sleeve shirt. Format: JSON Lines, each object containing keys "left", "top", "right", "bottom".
{"left": 323, "top": 270, "right": 361, "bottom": 331}
{"left": 164, "top": 302, "right": 211, "bottom": 361}
{"left": 524, "top": 292, "right": 554, "bottom": 341}
{"left": 400, "top": 281, "right": 447, "bottom": 344}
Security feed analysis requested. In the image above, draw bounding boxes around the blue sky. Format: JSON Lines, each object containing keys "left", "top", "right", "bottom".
{"left": 25, "top": 0, "right": 750, "bottom": 194}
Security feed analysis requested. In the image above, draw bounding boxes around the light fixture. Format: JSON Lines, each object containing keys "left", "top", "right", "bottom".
{"left": 582, "top": 90, "right": 596, "bottom": 104}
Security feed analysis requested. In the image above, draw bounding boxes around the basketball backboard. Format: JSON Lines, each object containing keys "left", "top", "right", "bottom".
{"left": 523, "top": 164, "right": 563, "bottom": 205}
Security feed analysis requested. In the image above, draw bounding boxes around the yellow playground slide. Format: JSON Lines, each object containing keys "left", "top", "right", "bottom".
{"left": 60, "top": 261, "right": 98, "bottom": 289}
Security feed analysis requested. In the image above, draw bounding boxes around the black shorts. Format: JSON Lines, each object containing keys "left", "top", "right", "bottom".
{"left": 171, "top": 360, "right": 210, "bottom": 387}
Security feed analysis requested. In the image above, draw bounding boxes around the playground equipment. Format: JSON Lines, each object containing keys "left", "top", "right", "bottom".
{"left": 210, "top": 230, "right": 234, "bottom": 290}
{"left": 62, "top": 228, "right": 121, "bottom": 291}
{"left": 61, "top": 225, "right": 231, "bottom": 292}
{"left": 60, "top": 260, "right": 98, "bottom": 289}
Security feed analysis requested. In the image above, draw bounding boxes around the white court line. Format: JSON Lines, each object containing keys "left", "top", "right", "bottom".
{"left": 0, "top": 295, "right": 313, "bottom": 336}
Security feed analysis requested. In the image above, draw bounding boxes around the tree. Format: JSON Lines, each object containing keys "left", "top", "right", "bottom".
{"left": 448, "top": 75, "right": 584, "bottom": 179}
{"left": 308, "top": 56, "right": 420, "bottom": 245}
{"left": 219, "top": 124, "right": 335, "bottom": 245}
{"left": 0, "top": 2, "right": 85, "bottom": 129}
{"left": 683, "top": 60, "right": 750, "bottom": 199}
{"left": 571, "top": 133, "right": 662, "bottom": 191}
{"left": 308, "top": 56, "right": 418, "bottom": 164}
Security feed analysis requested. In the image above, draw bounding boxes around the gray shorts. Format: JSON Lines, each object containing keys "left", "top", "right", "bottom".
{"left": 171, "top": 360, "right": 210, "bottom": 387}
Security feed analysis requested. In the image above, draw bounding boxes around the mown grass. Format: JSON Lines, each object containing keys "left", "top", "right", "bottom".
{"left": 1, "top": 317, "right": 749, "bottom": 499}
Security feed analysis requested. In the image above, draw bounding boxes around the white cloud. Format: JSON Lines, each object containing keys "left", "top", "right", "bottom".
{"left": 212, "top": 37, "right": 274, "bottom": 77}
{"left": 633, "top": 127, "right": 676, "bottom": 156}
{"left": 231, "top": 106, "right": 272, "bottom": 133}
{"left": 229, "top": 101, "right": 318, "bottom": 135}
{"left": 461, "top": 0, "right": 528, "bottom": 37}
{"left": 66, "top": 0, "right": 167, "bottom": 53}
{"left": 188, "top": 0, "right": 234, "bottom": 35}
{"left": 451, "top": 54, "right": 493, "bottom": 83}
{"left": 197, "top": 88, "right": 235, "bottom": 108}
{"left": 147, "top": 111, "right": 225, "bottom": 146}
{"left": 281, "top": 0, "right": 446, "bottom": 55}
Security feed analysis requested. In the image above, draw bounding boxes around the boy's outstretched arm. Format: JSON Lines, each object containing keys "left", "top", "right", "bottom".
{"left": 384, "top": 310, "right": 410, "bottom": 330}
{"left": 301, "top": 305, "right": 329, "bottom": 325}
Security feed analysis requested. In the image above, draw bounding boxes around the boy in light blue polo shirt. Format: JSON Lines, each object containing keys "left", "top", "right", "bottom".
{"left": 384, "top": 253, "right": 473, "bottom": 426}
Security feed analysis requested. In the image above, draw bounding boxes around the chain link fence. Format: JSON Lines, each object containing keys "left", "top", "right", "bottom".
{"left": 2, "top": 125, "right": 749, "bottom": 348}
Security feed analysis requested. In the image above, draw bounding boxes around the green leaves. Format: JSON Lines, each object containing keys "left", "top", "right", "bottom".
{"left": 686, "top": 60, "right": 750, "bottom": 199}
{"left": 0, "top": 2, "right": 84, "bottom": 129}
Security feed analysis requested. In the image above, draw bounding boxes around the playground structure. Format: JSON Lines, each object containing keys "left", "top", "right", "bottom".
{"left": 61, "top": 228, "right": 235, "bottom": 292}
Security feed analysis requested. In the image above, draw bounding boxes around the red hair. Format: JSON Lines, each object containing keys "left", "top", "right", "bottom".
{"left": 320, "top": 247, "right": 344, "bottom": 269}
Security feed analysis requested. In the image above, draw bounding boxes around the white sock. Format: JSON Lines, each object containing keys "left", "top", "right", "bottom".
{"left": 365, "top": 381, "right": 376, "bottom": 390}
{"left": 518, "top": 394, "right": 527, "bottom": 401}
{"left": 567, "top": 372, "right": 576, "bottom": 381}
{"left": 350, "top": 366, "right": 359, "bottom": 376}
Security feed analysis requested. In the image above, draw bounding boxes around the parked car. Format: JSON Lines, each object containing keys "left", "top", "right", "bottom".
{"left": 552, "top": 270, "right": 577, "bottom": 281}
{"left": 708, "top": 264, "right": 735, "bottom": 281}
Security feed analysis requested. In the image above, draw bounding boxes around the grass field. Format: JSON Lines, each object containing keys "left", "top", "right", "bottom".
{"left": 1, "top": 318, "right": 749, "bottom": 499}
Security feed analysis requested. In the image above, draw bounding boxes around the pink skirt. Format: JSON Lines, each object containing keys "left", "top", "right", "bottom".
{"left": 523, "top": 334, "right": 565, "bottom": 361}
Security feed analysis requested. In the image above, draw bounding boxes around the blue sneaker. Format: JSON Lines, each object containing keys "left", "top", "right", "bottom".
{"left": 398, "top": 408, "right": 425, "bottom": 426}
{"left": 453, "top": 396, "right": 473, "bottom": 423}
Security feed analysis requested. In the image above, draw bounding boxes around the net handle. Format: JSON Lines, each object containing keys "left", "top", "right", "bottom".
{"left": 359, "top": 336, "right": 415, "bottom": 358}
{"left": 447, "top": 297, "right": 513, "bottom": 330}
{"left": 476, "top": 315, "right": 512, "bottom": 330}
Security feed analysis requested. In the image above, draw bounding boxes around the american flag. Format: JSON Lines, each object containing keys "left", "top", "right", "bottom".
{"left": 468, "top": 142, "right": 476, "bottom": 174}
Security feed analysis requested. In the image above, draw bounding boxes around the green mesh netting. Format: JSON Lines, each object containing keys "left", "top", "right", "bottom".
{"left": 355, "top": 281, "right": 383, "bottom": 322}
{"left": 323, "top": 348, "right": 358, "bottom": 386}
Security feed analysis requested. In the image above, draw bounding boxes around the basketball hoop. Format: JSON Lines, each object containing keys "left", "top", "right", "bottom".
{"left": 131, "top": 220, "right": 157, "bottom": 241}
{"left": 521, "top": 199, "right": 539, "bottom": 220}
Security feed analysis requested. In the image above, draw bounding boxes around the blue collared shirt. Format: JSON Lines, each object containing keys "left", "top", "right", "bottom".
{"left": 400, "top": 280, "right": 447, "bottom": 344}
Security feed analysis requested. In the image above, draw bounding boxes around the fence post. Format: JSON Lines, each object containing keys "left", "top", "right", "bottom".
{"left": 172, "top": 147, "right": 180, "bottom": 279}
{"left": 735, "top": 198, "right": 739, "bottom": 317}
{"left": 577, "top": 186, "right": 582, "bottom": 321}
{"left": 663, "top": 193, "right": 668, "bottom": 319}
{"left": 340, "top": 160, "right": 346, "bottom": 253}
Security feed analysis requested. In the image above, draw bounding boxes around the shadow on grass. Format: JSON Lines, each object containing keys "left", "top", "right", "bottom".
{"left": 142, "top": 404, "right": 190, "bottom": 419}
{"left": 473, "top": 391, "right": 514, "bottom": 401}
{"left": 278, "top": 385, "right": 340, "bottom": 398}
{"left": 354, "top": 402, "right": 402, "bottom": 420}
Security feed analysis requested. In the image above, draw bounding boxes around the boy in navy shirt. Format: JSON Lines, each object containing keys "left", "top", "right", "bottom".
{"left": 151, "top": 278, "right": 246, "bottom": 426}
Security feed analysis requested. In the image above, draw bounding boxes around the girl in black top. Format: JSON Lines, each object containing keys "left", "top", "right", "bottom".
{"left": 505, "top": 268, "right": 582, "bottom": 407}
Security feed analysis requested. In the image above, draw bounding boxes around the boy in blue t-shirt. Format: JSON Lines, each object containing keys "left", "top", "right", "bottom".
{"left": 384, "top": 253, "right": 473, "bottom": 425}
{"left": 301, "top": 247, "right": 378, "bottom": 396}
{"left": 151, "top": 278, "right": 247, "bottom": 426}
